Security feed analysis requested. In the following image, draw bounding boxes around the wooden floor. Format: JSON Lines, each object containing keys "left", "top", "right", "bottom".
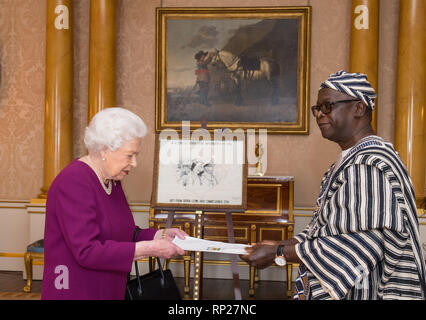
{"left": 0, "top": 271, "right": 291, "bottom": 300}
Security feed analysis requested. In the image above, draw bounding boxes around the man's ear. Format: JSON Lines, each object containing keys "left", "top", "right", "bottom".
{"left": 353, "top": 101, "right": 368, "bottom": 118}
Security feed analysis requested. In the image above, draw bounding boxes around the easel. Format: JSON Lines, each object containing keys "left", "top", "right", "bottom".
{"left": 152, "top": 118, "right": 246, "bottom": 300}
{"left": 155, "top": 206, "right": 244, "bottom": 300}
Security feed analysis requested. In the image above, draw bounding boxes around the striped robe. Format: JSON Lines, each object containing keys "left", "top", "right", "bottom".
{"left": 294, "top": 136, "right": 426, "bottom": 300}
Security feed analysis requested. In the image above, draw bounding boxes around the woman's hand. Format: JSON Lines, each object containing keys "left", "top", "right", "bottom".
{"left": 134, "top": 228, "right": 188, "bottom": 261}
{"left": 134, "top": 239, "right": 185, "bottom": 260}
{"left": 154, "top": 228, "right": 187, "bottom": 241}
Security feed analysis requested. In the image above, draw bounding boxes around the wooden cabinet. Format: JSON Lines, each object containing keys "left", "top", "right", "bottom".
{"left": 149, "top": 176, "right": 294, "bottom": 297}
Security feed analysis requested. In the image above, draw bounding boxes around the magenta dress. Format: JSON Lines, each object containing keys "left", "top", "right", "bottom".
{"left": 41, "top": 159, "right": 157, "bottom": 300}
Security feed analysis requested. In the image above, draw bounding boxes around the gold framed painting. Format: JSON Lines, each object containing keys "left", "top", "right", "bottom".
{"left": 155, "top": 6, "right": 311, "bottom": 134}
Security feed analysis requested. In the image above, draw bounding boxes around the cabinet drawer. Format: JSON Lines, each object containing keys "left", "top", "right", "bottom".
{"left": 258, "top": 226, "right": 287, "bottom": 241}
{"left": 203, "top": 225, "right": 249, "bottom": 243}
{"left": 247, "top": 184, "right": 281, "bottom": 212}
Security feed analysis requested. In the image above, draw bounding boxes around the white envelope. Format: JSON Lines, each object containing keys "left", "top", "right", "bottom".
{"left": 172, "top": 236, "right": 251, "bottom": 255}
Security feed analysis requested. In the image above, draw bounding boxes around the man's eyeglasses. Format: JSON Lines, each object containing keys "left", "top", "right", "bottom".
{"left": 311, "top": 99, "right": 360, "bottom": 117}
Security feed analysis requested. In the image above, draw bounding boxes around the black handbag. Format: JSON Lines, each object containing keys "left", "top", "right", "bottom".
{"left": 125, "top": 228, "right": 181, "bottom": 300}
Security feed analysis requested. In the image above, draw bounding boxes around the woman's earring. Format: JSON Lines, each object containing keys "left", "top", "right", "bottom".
{"left": 102, "top": 157, "right": 105, "bottom": 161}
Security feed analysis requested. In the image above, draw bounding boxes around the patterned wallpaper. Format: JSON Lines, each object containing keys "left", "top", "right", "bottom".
{"left": 0, "top": 0, "right": 404, "bottom": 205}
{"left": 73, "top": 0, "right": 90, "bottom": 159}
{"left": 0, "top": 0, "right": 45, "bottom": 200}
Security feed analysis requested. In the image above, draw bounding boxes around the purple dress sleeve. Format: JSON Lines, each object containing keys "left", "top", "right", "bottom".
{"left": 135, "top": 228, "right": 158, "bottom": 242}
{"left": 55, "top": 173, "right": 135, "bottom": 273}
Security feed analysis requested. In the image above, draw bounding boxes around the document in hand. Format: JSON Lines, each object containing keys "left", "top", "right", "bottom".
{"left": 172, "top": 236, "right": 251, "bottom": 255}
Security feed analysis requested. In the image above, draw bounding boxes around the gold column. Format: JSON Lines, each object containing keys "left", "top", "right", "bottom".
{"left": 394, "top": 0, "right": 426, "bottom": 205}
{"left": 349, "top": 0, "right": 380, "bottom": 132}
{"left": 88, "top": 0, "right": 116, "bottom": 121}
{"left": 37, "top": 0, "right": 73, "bottom": 200}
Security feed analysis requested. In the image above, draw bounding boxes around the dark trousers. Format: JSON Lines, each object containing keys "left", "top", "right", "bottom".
{"left": 197, "top": 81, "right": 210, "bottom": 106}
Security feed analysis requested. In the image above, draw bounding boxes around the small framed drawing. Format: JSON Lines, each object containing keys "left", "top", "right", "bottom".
{"left": 151, "top": 133, "right": 247, "bottom": 210}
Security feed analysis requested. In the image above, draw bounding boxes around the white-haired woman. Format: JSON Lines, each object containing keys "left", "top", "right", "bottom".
{"left": 42, "top": 107, "right": 186, "bottom": 300}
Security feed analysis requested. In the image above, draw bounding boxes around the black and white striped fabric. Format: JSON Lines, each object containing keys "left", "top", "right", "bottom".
{"left": 294, "top": 135, "right": 426, "bottom": 300}
{"left": 320, "top": 70, "right": 377, "bottom": 110}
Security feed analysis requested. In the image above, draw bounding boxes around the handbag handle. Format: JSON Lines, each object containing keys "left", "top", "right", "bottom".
{"left": 132, "top": 228, "right": 167, "bottom": 294}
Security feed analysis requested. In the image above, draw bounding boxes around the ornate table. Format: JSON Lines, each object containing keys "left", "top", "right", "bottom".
{"left": 149, "top": 175, "right": 295, "bottom": 298}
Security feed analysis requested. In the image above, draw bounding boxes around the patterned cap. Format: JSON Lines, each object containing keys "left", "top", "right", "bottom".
{"left": 320, "top": 70, "right": 377, "bottom": 110}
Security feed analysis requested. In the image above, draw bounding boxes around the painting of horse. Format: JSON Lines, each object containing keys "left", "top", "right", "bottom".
{"left": 211, "top": 49, "right": 280, "bottom": 105}
{"left": 155, "top": 7, "right": 311, "bottom": 134}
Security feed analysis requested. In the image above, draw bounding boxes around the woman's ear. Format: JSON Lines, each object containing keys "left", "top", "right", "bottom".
{"left": 99, "top": 148, "right": 108, "bottom": 161}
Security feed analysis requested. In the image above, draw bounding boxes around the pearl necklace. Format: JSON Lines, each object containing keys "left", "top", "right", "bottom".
{"left": 87, "top": 156, "right": 112, "bottom": 195}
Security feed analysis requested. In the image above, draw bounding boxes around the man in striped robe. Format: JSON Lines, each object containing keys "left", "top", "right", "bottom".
{"left": 241, "top": 71, "right": 426, "bottom": 300}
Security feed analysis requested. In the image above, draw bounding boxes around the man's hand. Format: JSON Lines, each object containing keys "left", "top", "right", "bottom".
{"left": 240, "top": 240, "right": 278, "bottom": 270}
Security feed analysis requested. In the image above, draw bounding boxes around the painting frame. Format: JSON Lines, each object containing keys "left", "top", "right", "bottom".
{"left": 151, "top": 133, "right": 248, "bottom": 210}
{"left": 155, "top": 6, "right": 311, "bottom": 135}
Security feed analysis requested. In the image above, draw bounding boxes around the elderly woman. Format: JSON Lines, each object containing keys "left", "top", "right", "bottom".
{"left": 41, "top": 107, "right": 186, "bottom": 300}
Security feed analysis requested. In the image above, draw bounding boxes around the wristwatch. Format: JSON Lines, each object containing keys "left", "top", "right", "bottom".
{"left": 274, "top": 245, "right": 287, "bottom": 266}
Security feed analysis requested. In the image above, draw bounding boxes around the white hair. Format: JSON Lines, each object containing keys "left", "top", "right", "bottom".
{"left": 84, "top": 107, "right": 147, "bottom": 152}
